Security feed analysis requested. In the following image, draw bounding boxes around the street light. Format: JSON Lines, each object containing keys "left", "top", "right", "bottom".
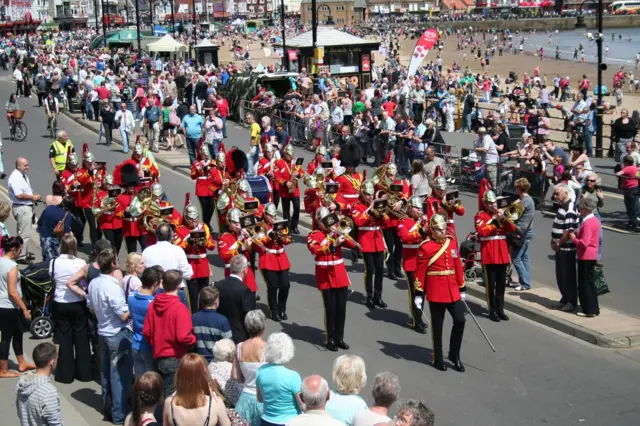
{"left": 281, "top": 0, "right": 288, "bottom": 71}
{"left": 161, "top": 0, "right": 176, "bottom": 35}
{"left": 576, "top": 0, "right": 606, "bottom": 159}
{"left": 191, "top": 0, "right": 197, "bottom": 42}
{"left": 101, "top": 0, "right": 107, "bottom": 45}
{"left": 135, "top": 0, "right": 142, "bottom": 55}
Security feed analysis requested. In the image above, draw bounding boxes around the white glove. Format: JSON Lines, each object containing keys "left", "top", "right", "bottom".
{"left": 460, "top": 292, "right": 466, "bottom": 300}
{"left": 414, "top": 296, "right": 423, "bottom": 310}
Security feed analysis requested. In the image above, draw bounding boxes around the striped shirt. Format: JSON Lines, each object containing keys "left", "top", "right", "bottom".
{"left": 551, "top": 201, "right": 578, "bottom": 251}
{"left": 192, "top": 309, "right": 233, "bottom": 362}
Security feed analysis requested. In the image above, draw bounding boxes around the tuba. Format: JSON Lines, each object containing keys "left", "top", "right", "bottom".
{"left": 129, "top": 187, "right": 163, "bottom": 232}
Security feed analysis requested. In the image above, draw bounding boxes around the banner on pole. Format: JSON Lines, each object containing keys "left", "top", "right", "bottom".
{"left": 407, "top": 28, "right": 439, "bottom": 77}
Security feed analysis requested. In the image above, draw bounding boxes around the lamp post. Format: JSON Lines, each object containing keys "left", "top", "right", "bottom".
{"left": 101, "top": 0, "right": 107, "bottom": 44}
{"left": 170, "top": 0, "right": 175, "bottom": 35}
{"left": 311, "top": 0, "right": 317, "bottom": 90}
{"left": 94, "top": 0, "right": 99, "bottom": 33}
{"left": 135, "top": 0, "right": 142, "bottom": 55}
{"left": 281, "top": 0, "right": 287, "bottom": 71}
{"left": 191, "top": 0, "right": 197, "bottom": 42}
{"left": 150, "top": 0, "right": 154, "bottom": 29}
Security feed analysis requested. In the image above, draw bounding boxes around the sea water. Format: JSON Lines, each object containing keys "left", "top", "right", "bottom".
{"left": 521, "top": 28, "right": 640, "bottom": 66}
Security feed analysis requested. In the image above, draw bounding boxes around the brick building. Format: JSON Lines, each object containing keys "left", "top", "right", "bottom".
{"left": 300, "top": 0, "right": 367, "bottom": 26}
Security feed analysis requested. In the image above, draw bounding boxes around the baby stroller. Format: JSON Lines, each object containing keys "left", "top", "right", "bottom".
{"left": 460, "top": 232, "right": 483, "bottom": 282}
{"left": 20, "top": 261, "right": 55, "bottom": 339}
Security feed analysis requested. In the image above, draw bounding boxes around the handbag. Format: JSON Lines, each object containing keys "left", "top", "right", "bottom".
{"left": 507, "top": 217, "right": 531, "bottom": 249}
{"left": 169, "top": 109, "right": 180, "bottom": 127}
{"left": 53, "top": 213, "right": 68, "bottom": 238}
{"left": 595, "top": 265, "right": 610, "bottom": 296}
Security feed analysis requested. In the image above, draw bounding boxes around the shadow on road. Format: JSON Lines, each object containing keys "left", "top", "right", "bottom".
{"left": 288, "top": 271, "right": 317, "bottom": 288}
{"left": 514, "top": 291, "right": 557, "bottom": 310}
{"left": 365, "top": 306, "right": 413, "bottom": 329}
{"left": 279, "top": 321, "right": 325, "bottom": 348}
{"left": 376, "top": 340, "right": 433, "bottom": 365}
{"left": 70, "top": 388, "right": 103, "bottom": 415}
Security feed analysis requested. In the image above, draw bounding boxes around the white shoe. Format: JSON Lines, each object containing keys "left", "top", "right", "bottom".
{"left": 561, "top": 303, "right": 575, "bottom": 312}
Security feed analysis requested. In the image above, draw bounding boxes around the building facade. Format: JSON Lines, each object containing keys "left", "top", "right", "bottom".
{"left": 367, "top": 0, "right": 440, "bottom": 15}
{"left": 300, "top": 0, "right": 356, "bottom": 25}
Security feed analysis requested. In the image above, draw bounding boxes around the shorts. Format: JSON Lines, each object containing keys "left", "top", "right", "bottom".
{"left": 163, "top": 122, "right": 176, "bottom": 132}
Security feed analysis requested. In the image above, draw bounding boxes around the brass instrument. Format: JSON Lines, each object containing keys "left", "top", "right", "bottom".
{"left": 371, "top": 164, "right": 407, "bottom": 219}
{"left": 90, "top": 169, "right": 101, "bottom": 212}
{"left": 335, "top": 216, "right": 363, "bottom": 251}
{"left": 239, "top": 215, "right": 268, "bottom": 251}
{"left": 129, "top": 187, "right": 164, "bottom": 232}
{"left": 504, "top": 200, "right": 525, "bottom": 223}
{"left": 216, "top": 180, "right": 239, "bottom": 212}
{"left": 288, "top": 161, "right": 299, "bottom": 194}
{"left": 92, "top": 190, "right": 119, "bottom": 217}
{"left": 189, "top": 229, "right": 207, "bottom": 247}
{"left": 384, "top": 191, "right": 407, "bottom": 220}
{"left": 442, "top": 190, "right": 462, "bottom": 213}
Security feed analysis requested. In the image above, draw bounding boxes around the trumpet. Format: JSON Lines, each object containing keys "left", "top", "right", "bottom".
{"left": 333, "top": 216, "right": 362, "bottom": 251}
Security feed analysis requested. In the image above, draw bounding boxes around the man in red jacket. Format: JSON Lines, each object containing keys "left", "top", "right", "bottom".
{"left": 143, "top": 269, "right": 196, "bottom": 397}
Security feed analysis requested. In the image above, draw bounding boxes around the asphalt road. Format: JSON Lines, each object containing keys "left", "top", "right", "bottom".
{"left": 1, "top": 73, "right": 640, "bottom": 426}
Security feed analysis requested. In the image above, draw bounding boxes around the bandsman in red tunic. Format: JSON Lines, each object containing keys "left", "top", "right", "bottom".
{"left": 217, "top": 208, "right": 258, "bottom": 294}
{"left": 333, "top": 142, "right": 363, "bottom": 263}
{"left": 113, "top": 143, "right": 160, "bottom": 189}
{"left": 174, "top": 193, "right": 216, "bottom": 313}
{"left": 306, "top": 207, "right": 356, "bottom": 352}
{"left": 304, "top": 168, "right": 338, "bottom": 230}
{"left": 252, "top": 203, "right": 292, "bottom": 322}
{"left": 191, "top": 143, "right": 217, "bottom": 231}
{"left": 274, "top": 144, "right": 304, "bottom": 234}
{"left": 116, "top": 163, "right": 147, "bottom": 253}
{"left": 415, "top": 214, "right": 466, "bottom": 373}
{"left": 92, "top": 173, "right": 124, "bottom": 254}
{"left": 306, "top": 145, "right": 327, "bottom": 176}
{"left": 475, "top": 190, "right": 516, "bottom": 323}
{"left": 425, "top": 168, "right": 464, "bottom": 243}
{"left": 256, "top": 144, "right": 280, "bottom": 208}
{"left": 397, "top": 196, "right": 429, "bottom": 334}
{"left": 145, "top": 183, "right": 182, "bottom": 246}
{"left": 210, "top": 151, "right": 231, "bottom": 232}
{"left": 373, "top": 162, "right": 410, "bottom": 280}
{"left": 352, "top": 180, "right": 390, "bottom": 309}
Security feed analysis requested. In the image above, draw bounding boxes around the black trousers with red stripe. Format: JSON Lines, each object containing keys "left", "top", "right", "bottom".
{"left": 405, "top": 270, "right": 426, "bottom": 329}
{"left": 262, "top": 269, "right": 290, "bottom": 315}
{"left": 198, "top": 196, "right": 215, "bottom": 232}
{"left": 187, "top": 277, "right": 210, "bottom": 314}
{"left": 484, "top": 264, "right": 508, "bottom": 315}
{"left": 363, "top": 251, "right": 384, "bottom": 298}
{"left": 321, "top": 287, "right": 348, "bottom": 343}
{"left": 429, "top": 300, "right": 465, "bottom": 363}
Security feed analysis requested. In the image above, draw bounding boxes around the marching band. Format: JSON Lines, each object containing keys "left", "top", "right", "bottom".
{"left": 58, "top": 136, "right": 514, "bottom": 372}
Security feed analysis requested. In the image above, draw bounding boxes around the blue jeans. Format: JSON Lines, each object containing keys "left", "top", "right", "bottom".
{"left": 221, "top": 117, "right": 227, "bottom": 138}
{"left": 85, "top": 100, "right": 94, "bottom": 120}
{"left": 462, "top": 113, "right": 472, "bottom": 132}
{"left": 594, "top": 212, "right": 603, "bottom": 260}
{"left": 132, "top": 348, "right": 154, "bottom": 379}
{"left": 247, "top": 146, "right": 260, "bottom": 176}
{"left": 510, "top": 229, "right": 533, "bottom": 289}
{"left": 119, "top": 128, "right": 131, "bottom": 153}
{"left": 186, "top": 137, "right": 199, "bottom": 165}
{"left": 209, "top": 139, "right": 222, "bottom": 158}
{"left": 99, "top": 328, "right": 133, "bottom": 424}
{"left": 623, "top": 189, "right": 639, "bottom": 225}
{"left": 583, "top": 129, "right": 593, "bottom": 157}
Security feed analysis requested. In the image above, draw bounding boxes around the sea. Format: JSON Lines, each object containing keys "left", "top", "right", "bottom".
{"left": 520, "top": 27, "right": 640, "bottom": 66}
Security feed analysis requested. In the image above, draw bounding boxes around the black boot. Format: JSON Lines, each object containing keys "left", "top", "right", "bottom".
{"left": 351, "top": 251, "right": 359, "bottom": 263}
{"left": 498, "top": 313, "right": 510, "bottom": 321}
{"left": 336, "top": 340, "right": 350, "bottom": 350}
{"left": 433, "top": 360, "right": 448, "bottom": 371}
{"left": 488, "top": 312, "right": 500, "bottom": 322}
{"left": 270, "top": 312, "right": 281, "bottom": 322}
{"left": 325, "top": 339, "right": 338, "bottom": 352}
{"left": 395, "top": 270, "right": 406, "bottom": 280}
{"left": 365, "top": 296, "right": 376, "bottom": 309}
{"left": 448, "top": 355, "right": 465, "bottom": 372}
{"left": 373, "top": 297, "right": 388, "bottom": 308}
{"left": 279, "top": 310, "right": 288, "bottom": 321}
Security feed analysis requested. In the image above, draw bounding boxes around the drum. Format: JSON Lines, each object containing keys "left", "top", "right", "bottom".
{"left": 246, "top": 176, "right": 272, "bottom": 205}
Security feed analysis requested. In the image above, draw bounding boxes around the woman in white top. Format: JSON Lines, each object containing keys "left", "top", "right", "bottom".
{"left": 123, "top": 252, "right": 145, "bottom": 300}
{"left": 232, "top": 310, "right": 267, "bottom": 426}
{"left": 163, "top": 353, "right": 230, "bottom": 426}
{"left": 52, "top": 233, "right": 92, "bottom": 384}
{"left": 410, "top": 160, "right": 431, "bottom": 200}
{"left": 325, "top": 354, "right": 369, "bottom": 426}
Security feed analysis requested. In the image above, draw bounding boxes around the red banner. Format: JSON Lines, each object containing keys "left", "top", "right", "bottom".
{"left": 361, "top": 54, "right": 370, "bottom": 72}
{"left": 408, "top": 28, "right": 439, "bottom": 77}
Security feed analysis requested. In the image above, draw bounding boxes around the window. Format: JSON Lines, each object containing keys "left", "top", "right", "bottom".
{"left": 336, "top": 5, "right": 344, "bottom": 10}
{"left": 258, "top": 5, "right": 264, "bottom": 11}
{"left": 337, "top": 18, "right": 344, "bottom": 23}
{"left": 307, "top": 6, "right": 312, "bottom": 10}
{"left": 319, "top": 5, "right": 329, "bottom": 10}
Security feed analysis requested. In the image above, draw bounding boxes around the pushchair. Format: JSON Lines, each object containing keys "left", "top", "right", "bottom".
{"left": 459, "top": 232, "right": 514, "bottom": 286}
{"left": 20, "top": 261, "right": 55, "bottom": 339}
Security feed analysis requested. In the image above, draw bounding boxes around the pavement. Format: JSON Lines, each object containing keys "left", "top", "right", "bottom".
{"left": 1, "top": 73, "right": 640, "bottom": 425}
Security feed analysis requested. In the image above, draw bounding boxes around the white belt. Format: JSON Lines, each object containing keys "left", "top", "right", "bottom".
{"left": 342, "top": 194, "right": 358, "bottom": 199}
{"left": 103, "top": 212, "right": 114, "bottom": 216}
{"left": 224, "top": 264, "right": 230, "bottom": 268}
{"left": 446, "top": 220, "right": 454, "bottom": 224}
{"left": 359, "top": 226, "right": 381, "bottom": 231}
{"left": 197, "top": 176, "right": 209, "bottom": 180}
{"left": 480, "top": 236, "right": 506, "bottom": 241}
{"left": 264, "top": 248, "right": 285, "bottom": 254}
{"left": 315, "top": 259, "right": 344, "bottom": 266}
{"left": 403, "top": 244, "right": 419, "bottom": 249}
{"left": 124, "top": 218, "right": 139, "bottom": 222}
{"left": 187, "top": 254, "right": 207, "bottom": 259}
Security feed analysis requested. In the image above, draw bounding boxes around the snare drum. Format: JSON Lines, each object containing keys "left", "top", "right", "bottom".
{"left": 246, "top": 176, "right": 272, "bottom": 205}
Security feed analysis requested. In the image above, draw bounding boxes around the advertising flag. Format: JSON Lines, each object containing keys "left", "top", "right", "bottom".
{"left": 408, "top": 28, "right": 439, "bottom": 77}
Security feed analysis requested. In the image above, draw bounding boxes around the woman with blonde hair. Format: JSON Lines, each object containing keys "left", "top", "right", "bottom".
{"left": 163, "top": 353, "right": 231, "bottom": 426}
{"left": 125, "top": 371, "right": 164, "bottom": 426}
{"left": 325, "top": 354, "right": 368, "bottom": 425}
{"left": 123, "top": 252, "right": 145, "bottom": 299}
{"left": 0, "top": 201, "right": 10, "bottom": 255}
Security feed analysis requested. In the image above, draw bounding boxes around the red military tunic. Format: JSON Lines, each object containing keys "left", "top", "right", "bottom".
{"left": 61, "top": 167, "right": 93, "bottom": 208}
{"left": 474, "top": 210, "right": 516, "bottom": 265}
{"left": 374, "top": 178, "right": 410, "bottom": 229}
{"left": 137, "top": 157, "right": 160, "bottom": 187}
{"left": 93, "top": 190, "right": 123, "bottom": 231}
{"left": 397, "top": 217, "right": 425, "bottom": 272}
{"left": 146, "top": 201, "right": 183, "bottom": 245}
{"left": 209, "top": 168, "right": 226, "bottom": 200}
{"left": 116, "top": 193, "right": 145, "bottom": 238}
{"left": 252, "top": 228, "right": 292, "bottom": 271}
{"left": 351, "top": 203, "right": 388, "bottom": 253}
{"left": 425, "top": 195, "right": 465, "bottom": 239}
{"left": 415, "top": 236, "right": 465, "bottom": 303}
{"left": 217, "top": 232, "right": 258, "bottom": 292}
{"left": 175, "top": 223, "right": 216, "bottom": 279}
{"left": 274, "top": 159, "right": 303, "bottom": 198}
{"left": 306, "top": 158, "right": 324, "bottom": 175}
{"left": 191, "top": 160, "right": 216, "bottom": 197}
{"left": 306, "top": 230, "right": 356, "bottom": 291}
{"left": 334, "top": 171, "right": 363, "bottom": 215}
{"left": 257, "top": 158, "right": 277, "bottom": 195}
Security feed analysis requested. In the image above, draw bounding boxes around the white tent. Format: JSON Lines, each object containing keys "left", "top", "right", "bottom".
{"left": 195, "top": 39, "right": 217, "bottom": 48}
{"left": 147, "top": 35, "right": 188, "bottom": 53}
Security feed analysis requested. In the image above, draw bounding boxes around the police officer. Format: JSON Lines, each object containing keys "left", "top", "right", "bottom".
{"left": 306, "top": 207, "right": 356, "bottom": 352}
{"left": 49, "top": 130, "right": 74, "bottom": 178}
{"left": 415, "top": 214, "right": 466, "bottom": 372}
{"left": 352, "top": 180, "right": 389, "bottom": 309}
{"left": 397, "top": 196, "right": 429, "bottom": 334}
{"left": 253, "top": 203, "right": 292, "bottom": 322}
{"left": 475, "top": 190, "right": 516, "bottom": 322}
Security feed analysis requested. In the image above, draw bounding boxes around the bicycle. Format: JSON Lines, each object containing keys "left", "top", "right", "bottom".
{"left": 9, "top": 109, "right": 27, "bottom": 142}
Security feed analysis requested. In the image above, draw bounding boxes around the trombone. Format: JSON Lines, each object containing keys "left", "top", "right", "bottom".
{"left": 333, "top": 216, "right": 362, "bottom": 251}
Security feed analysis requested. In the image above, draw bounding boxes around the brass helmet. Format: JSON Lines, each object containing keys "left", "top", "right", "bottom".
{"left": 483, "top": 190, "right": 497, "bottom": 204}
{"left": 183, "top": 193, "right": 199, "bottom": 221}
{"left": 227, "top": 207, "right": 242, "bottom": 223}
{"left": 430, "top": 213, "right": 448, "bottom": 233}
{"left": 315, "top": 145, "right": 327, "bottom": 157}
{"left": 215, "top": 151, "right": 226, "bottom": 164}
{"left": 385, "top": 163, "right": 398, "bottom": 179}
{"left": 83, "top": 150, "right": 95, "bottom": 164}
{"left": 265, "top": 143, "right": 275, "bottom": 154}
{"left": 264, "top": 202, "right": 277, "bottom": 217}
{"left": 305, "top": 174, "right": 318, "bottom": 189}
{"left": 67, "top": 152, "right": 79, "bottom": 168}
{"left": 133, "top": 143, "right": 144, "bottom": 156}
{"left": 199, "top": 144, "right": 210, "bottom": 160}
{"left": 283, "top": 144, "right": 294, "bottom": 157}
{"left": 103, "top": 173, "right": 114, "bottom": 186}
{"left": 361, "top": 179, "right": 375, "bottom": 197}
{"left": 314, "top": 167, "right": 326, "bottom": 179}
{"left": 407, "top": 196, "right": 423, "bottom": 209}
{"left": 237, "top": 179, "right": 251, "bottom": 195}
{"left": 273, "top": 150, "right": 282, "bottom": 161}
{"left": 433, "top": 176, "right": 447, "bottom": 191}
{"left": 151, "top": 182, "right": 163, "bottom": 198}
{"left": 316, "top": 206, "right": 331, "bottom": 223}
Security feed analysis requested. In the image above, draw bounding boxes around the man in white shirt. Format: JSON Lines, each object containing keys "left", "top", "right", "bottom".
{"left": 286, "top": 375, "right": 343, "bottom": 426}
{"left": 353, "top": 372, "right": 400, "bottom": 426}
{"left": 13, "top": 66, "right": 23, "bottom": 97}
{"left": 8, "top": 157, "right": 40, "bottom": 262}
{"left": 474, "top": 127, "right": 500, "bottom": 190}
{"left": 114, "top": 102, "right": 135, "bottom": 153}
